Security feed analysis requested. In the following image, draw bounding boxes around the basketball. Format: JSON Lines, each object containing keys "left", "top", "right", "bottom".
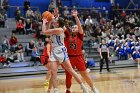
{"left": 42, "top": 11, "right": 53, "bottom": 22}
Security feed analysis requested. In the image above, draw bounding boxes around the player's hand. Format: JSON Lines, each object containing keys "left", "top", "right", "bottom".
{"left": 42, "top": 19, "right": 48, "bottom": 24}
{"left": 41, "top": 31, "right": 46, "bottom": 35}
{"left": 71, "top": 10, "right": 78, "bottom": 17}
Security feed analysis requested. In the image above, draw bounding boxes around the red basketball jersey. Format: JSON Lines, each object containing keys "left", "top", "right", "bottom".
{"left": 64, "top": 29, "right": 84, "bottom": 56}
{"left": 40, "top": 43, "right": 51, "bottom": 65}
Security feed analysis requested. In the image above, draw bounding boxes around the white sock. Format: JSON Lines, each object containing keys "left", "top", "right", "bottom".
{"left": 80, "top": 83, "right": 85, "bottom": 88}
{"left": 54, "top": 88, "right": 59, "bottom": 93}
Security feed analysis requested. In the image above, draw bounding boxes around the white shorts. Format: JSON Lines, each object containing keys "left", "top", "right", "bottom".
{"left": 50, "top": 46, "right": 69, "bottom": 64}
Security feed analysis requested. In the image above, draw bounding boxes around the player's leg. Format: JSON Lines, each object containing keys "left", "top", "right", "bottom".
{"left": 50, "top": 61, "right": 59, "bottom": 93}
{"left": 65, "top": 70, "right": 72, "bottom": 93}
{"left": 62, "top": 59, "right": 90, "bottom": 93}
{"left": 65, "top": 56, "right": 75, "bottom": 93}
{"left": 75, "top": 55, "right": 99, "bottom": 93}
{"left": 44, "top": 62, "right": 53, "bottom": 93}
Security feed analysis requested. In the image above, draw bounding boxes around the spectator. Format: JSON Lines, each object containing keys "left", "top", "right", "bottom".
{"left": 63, "top": 6, "right": 70, "bottom": 17}
{"left": 25, "top": 40, "right": 35, "bottom": 56}
{"left": 32, "top": 20, "right": 40, "bottom": 33}
{"left": 0, "top": 6, "right": 5, "bottom": 16}
{"left": 24, "top": 19, "right": 32, "bottom": 34}
{"left": 34, "top": 8, "right": 41, "bottom": 22}
{"left": 116, "top": 44, "right": 127, "bottom": 60}
{"left": 124, "top": 44, "right": 132, "bottom": 60}
{"left": 26, "top": 7, "right": 34, "bottom": 19}
{"left": 2, "top": 0, "right": 9, "bottom": 19}
{"left": 24, "top": 0, "right": 30, "bottom": 14}
{"left": 16, "top": 20, "right": 24, "bottom": 34}
{"left": 9, "top": 33, "right": 18, "bottom": 52}
{"left": 0, "top": 13, "right": 5, "bottom": 27}
{"left": 14, "top": 7, "right": 22, "bottom": 22}
{"left": 31, "top": 47, "right": 40, "bottom": 66}
{"left": 0, "top": 54, "right": 9, "bottom": 67}
{"left": 1, "top": 35, "right": 10, "bottom": 52}
{"left": 85, "top": 16, "right": 93, "bottom": 31}
{"left": 2, "top": 0, "right": 9, "bottom": 12}
{"left": 15, "top": 44, "right": 25, "bottom": 62}
{"left": 108, "top": 35, "right": 115, "bottom": 49}
{"left": 57, "top": 0, "right": 62, "bottom": 11}
{"left": 87, "top": 39, "right": 94, "bottom": 53}
{"left": 132, "top": 48, "right": 140, "bottom": 68}
{"left": 48, "top": 0, "right": 56, "bottom": 12}
{"left": 121, "top": 10, "right": 126, "bottom": 19}
{"left": 35, "top": 38, "right": 44, "bottom": 54}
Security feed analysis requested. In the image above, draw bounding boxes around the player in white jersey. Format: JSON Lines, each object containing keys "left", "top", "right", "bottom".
{"left": 42, "top": 15, "right": 90, "bottom": 93}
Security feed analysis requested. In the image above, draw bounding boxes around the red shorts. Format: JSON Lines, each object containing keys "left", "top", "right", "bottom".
{"left": 40, "top": 55, "right": 49, "bottom": 65}
{"left": 69, "top": 55, "right": 86, "bottom": 71}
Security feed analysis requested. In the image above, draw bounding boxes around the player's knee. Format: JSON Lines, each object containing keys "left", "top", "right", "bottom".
{"left": 66, "top": 67, "right": 74, "bottom": 75}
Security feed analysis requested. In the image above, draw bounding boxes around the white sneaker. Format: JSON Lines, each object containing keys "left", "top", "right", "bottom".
{"left": 81, "top": 85, "right": 90, "bottom": 93}
{"left": 138, "top": 64, "right": 140, "bottom": 69}
{"left": 91, "top": 87, "right": 99, "bottom": 93}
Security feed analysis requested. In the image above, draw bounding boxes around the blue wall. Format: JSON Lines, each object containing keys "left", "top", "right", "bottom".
{"left": 72, "top": 0, "right": 111, "bottom": 10}
{"left": 8, "top": 0, "right": 111, "bottom": 17}
{"left": 9, "top": 0, "right": 51, "bottom": 17}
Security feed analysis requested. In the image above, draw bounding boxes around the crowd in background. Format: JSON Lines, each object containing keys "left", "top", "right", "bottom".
{"left": 0, "top": 0, "right": 140, "bottom": 68}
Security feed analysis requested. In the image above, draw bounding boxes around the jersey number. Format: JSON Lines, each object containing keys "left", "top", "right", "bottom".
{"left": 70, "top": 44, "right": 76, "bottom": 49}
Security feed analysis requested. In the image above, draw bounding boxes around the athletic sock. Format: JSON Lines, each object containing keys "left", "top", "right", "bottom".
{"left": 91, "top": 86, "right": 99, "bottom": 93}
{"left": 80, "top": 83, "right": 89, "bottom": 93}
{"left": 54, "top": 88, "right": 59, "bottom": 93}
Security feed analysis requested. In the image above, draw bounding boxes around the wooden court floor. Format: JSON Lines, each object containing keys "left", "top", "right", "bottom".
{"left": 0, "top": 68, "right": 140, "bottom": 93}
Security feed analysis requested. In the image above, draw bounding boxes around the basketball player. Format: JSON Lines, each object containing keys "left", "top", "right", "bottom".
{"left": 40, "top": 36, "right": 52, "bottom": 93}
{"left": 64, "top": 10, "right": 99, "bottom": 93}
{"left": 42, "top": 15, "right": 90, "bottom": 93}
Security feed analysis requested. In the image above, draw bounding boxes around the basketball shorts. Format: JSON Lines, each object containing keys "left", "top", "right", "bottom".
{"left": 69, "top": 55, "right": 86, "bottom": 71}
{"left": 40, "top": 55, "right": 49, "bottom": 66}
{"left": 50, "top": 46, "right": 69, "bottom": 64}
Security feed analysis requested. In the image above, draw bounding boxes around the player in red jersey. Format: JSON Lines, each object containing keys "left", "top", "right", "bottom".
{"left": 40, "top": 36, "right": 52, "bottom": 93}
{"left": 64, "top": 10, "right": 99, "bottom": 93}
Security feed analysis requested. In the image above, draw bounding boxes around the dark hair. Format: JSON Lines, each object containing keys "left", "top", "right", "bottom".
{"left": 18, "top": 44, "right": 22, "bottom": 46}
{"left": 3, "top": 35, "right": 7, "bottom": 38}
{"left": 57, "top": 17, "right": 65, "bottom": 28}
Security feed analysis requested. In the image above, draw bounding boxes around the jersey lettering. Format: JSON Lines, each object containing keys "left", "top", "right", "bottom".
{"left": 70, "top": 43, "right": 76, "bottom": 49}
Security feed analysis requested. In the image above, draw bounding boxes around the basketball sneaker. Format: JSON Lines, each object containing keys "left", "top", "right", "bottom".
{"left": 65, "top": 90, "right": 71, "bottom": 93}
{"left": 91, "top": 87, "right": 99, "bottom": 93}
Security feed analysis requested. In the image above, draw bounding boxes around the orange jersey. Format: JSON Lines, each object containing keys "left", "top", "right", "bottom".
{"left": 64, "top": 29, "right": 84, "bottom": 56}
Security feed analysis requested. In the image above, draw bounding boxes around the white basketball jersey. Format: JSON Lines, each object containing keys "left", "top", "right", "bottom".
{"left": 51, "top": 33, "right": 65, "bottom": 48}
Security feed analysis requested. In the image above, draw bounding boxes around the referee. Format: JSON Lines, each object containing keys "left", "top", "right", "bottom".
{"left": 99, "top": 39, "right": 110, "bottom": 73}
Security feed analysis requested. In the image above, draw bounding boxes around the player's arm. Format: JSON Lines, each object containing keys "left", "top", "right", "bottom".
{"left": 42, "top": 19, "right": 51, "bottom": 32}
{"left": 72, "top": 10, "right": 83, "bottom": 34}
{"left": 46, "top": 43, "right": 51, "bottom": 58}
{"left": 42, "top": 19, "right": 62, "bottom": 35}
